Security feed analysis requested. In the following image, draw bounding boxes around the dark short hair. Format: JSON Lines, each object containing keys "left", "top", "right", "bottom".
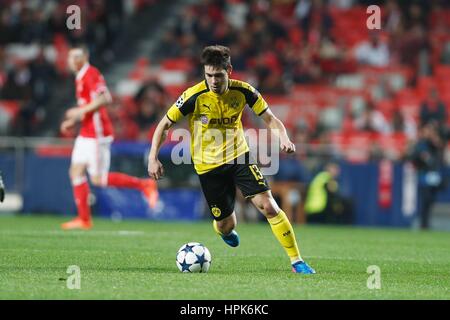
{"left": 70, "top": 43, "right": 89, "bottom": 56}
{"left": 201, "top": 45, "right": 231, "bottom": 70}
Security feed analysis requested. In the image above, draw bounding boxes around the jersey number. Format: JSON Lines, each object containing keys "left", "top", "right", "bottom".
{"left": 249, "top": 165, "right": 265, "bottom": 185}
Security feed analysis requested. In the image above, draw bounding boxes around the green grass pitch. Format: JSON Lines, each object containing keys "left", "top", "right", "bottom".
{"left": 0, "top": 214, "right": 449, "bottom": 299}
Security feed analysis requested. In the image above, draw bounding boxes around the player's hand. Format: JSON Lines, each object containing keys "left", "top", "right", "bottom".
{"left": 148, "top": 158, "right": 164, "bottom": 180}
{"left": 65, "top": 107, "right": 84, "bottom": 122}
{"left": 280, "top": 138, "right": 296, "bottom": 153}
{"left": 60, "top": 119, "right": 76, "bottom": 135}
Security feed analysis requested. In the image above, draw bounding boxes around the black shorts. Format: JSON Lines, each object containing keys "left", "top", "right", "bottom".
{"left": 198, "top": 153, "right": 270, "bottom": 221}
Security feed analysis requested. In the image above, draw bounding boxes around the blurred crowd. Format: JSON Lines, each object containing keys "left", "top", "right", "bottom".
{"left": 1, "top": 0, "right": 449, "bottom": 159}
{"left": 154, "top": 0, "right": 449, "bottom": 161}
{"left": 158, "top": 0, "right": 446, "bottom": 87}
{"left": 0, "top": 0, "right": 125, "bottom": 53}
{"left": 107, "top": 80, "right": 170, "bottom": 142}
{"left": 0, "top": 0, "right": 148, "bottom": 135}
{"left": 1, "top": 0, "right": 449, "bottom": 227}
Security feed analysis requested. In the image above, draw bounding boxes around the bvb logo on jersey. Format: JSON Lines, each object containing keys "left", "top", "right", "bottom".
{"left": 211, "top": 206, "right": 221, "bottom": 218}
{"left": 229, "top": 96, "right": 239, "bottom": 109}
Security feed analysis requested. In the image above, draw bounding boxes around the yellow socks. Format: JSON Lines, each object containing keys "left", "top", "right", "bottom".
{"left": 214, "top": 211, "right": 302, "bottom": 263}
{"left": 213, "top": 220, "right": 223, "bottom": 236}
{"left": 267, "top": 210, "right": 302, "bottom": 263}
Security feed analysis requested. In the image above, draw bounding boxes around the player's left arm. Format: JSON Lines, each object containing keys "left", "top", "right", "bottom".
{"left": 260, "top": 108, "right": 296, "bottom": 153}
{"left": 65, "top": 90, "right": 112, "bottom": 122}
{"left": 65, "top": 70, "right": 112, "bottom": 122}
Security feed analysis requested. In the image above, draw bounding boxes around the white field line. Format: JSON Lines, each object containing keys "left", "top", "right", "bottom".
{"left": 0, "top": 230, "right": 148, "bottom": 237}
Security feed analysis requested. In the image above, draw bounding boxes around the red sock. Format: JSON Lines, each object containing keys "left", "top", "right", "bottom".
{"left": 73, "top": 179, "right": 91, "bottom": 222}
{"left": 107, "top": 172, "right": 145, "bottom": 190}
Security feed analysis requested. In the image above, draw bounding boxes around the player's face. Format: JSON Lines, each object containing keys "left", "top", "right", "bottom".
{"left": 68, "top": 49, "right": 87, "bottom": 73}
{"left": 204, "top": 65, "right": 231, "bottom": 94}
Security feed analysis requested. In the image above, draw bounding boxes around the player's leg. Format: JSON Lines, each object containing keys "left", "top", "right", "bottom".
{"left": 62, "top": 139, "right": 92, "bottom": 230}
{"left": 108, "top": 173, "right": 158, "bottom": 208}
{"left": 198, "top": 165, "right": 240, "bottom": 247}
{"left": 234, "top": 160, "right": 315, "bottom": 273}
{"left": 213, "top": 212, "right": 237, "bottom": 235}
{"left": 89, "top": 139, "right": 158, "bottom": 208}
{"left": 250, "top": 191, "right": 300, "bottom": 260}
{"left": 69, "top": 163, "right": 90, "bottom": 225}
{"left": 213, "top": 212, "right": 240, "bottom": 247}
{"left": 250, "top": 191, "right": 315, "bottom": 274}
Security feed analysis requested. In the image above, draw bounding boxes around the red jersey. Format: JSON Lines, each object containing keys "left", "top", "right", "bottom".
{"left": 75, "top": 63, "right": 114, "bottom": 138}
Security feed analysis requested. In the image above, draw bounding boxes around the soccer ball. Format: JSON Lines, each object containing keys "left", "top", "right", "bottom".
{"left": 176, "top": 242, "right": 211, "bottom": 273}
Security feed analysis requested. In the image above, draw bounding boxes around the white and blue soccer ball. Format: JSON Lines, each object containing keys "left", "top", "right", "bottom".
{"left": 176, "top": 242, "right": 211, "bottom": 273}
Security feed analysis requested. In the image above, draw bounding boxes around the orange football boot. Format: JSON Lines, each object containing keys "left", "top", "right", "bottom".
{"left": 61, "top": 218, "right": 93, "bottom": 230}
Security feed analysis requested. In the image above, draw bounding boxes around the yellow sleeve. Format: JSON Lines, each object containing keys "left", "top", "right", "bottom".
{"left": 165, "top": 86, "right": 202, "bottom": 123}
{"left": 251, "top": 90, "right": 268, "bottom": 116}
{"left": 238, "top": 82, "right": 268, "bottom": 116}
{"left": 166, "top": 105, "right": 184, "bottom": 123}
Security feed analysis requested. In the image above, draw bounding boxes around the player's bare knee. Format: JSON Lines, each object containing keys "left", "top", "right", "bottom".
{"left": 69, "top": 167, "right": 76, "bottom": 180}
{"left": 69, "top": 167, "right": 84, "bottom": 182}
{"left": 256, "top": 196, "right": 279, "bottom": 218}
{"left": 262, "top": 201, "right": 278, "bottom": 218}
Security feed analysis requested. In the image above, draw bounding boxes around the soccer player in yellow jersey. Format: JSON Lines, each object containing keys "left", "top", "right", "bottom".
{"left": 148, "top": 45, "right": 315, "bottom": 274}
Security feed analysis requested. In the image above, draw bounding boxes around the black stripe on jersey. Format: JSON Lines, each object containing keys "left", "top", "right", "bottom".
{"left": 179, "top": 89, "right": 209, "bottom": 115}
{"left": 166, "top": 114, "right": 175, "bottom": 123}
{"left": 258, "top": 107, "right": 268, "bottom": 116}
{"left": 229, "top": 87, "right": 259, "bottom": 108}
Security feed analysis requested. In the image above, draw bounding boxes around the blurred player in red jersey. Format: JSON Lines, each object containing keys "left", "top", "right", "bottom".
{"left": 60, "top": 45, "right": 158, "bottom": 230}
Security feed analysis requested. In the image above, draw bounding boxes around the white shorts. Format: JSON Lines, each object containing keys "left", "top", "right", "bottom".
{"left": 71, "top": 136, "right": 113, "bottom": 181}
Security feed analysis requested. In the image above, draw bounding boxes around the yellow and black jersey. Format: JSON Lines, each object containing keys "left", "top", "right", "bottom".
{"left": 166, "top": 79, "right": 269, "bottom": 174}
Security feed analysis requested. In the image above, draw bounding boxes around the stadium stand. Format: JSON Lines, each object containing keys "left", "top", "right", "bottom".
{"left": 2, "top": 1, "right": 449, "bottom": 152}
{"left": 1, "top": 0, "right": 450, "bottom": 225}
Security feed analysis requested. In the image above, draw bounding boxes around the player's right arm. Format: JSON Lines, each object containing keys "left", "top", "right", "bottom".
{"left": 147, "top": 85, "right": 200, "bottom": 180}
{"left": 148, "top": 116, "right": 174, "bottom": 180}
{"left": 60, "top": 117, "right": 76, "bottom": 135}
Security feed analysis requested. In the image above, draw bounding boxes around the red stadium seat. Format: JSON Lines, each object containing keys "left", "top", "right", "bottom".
{"left": 345, "top": 132, "right": 372, "bottom": 163}
{"left": 231, "top": 71, "right": 248, "bottom": 81}
{"left": 128, "top": 68, "right": 147, "bottom": 81}
{"left": 136, "top": 57, "right": 150, "bottom": 68}
{"left": 377, "top": 133, "right": 408, "bottom": 159}
{"left": 434, "top": 64, "right": 450, "bottom": 81}
{"left": 165, "top": 85, "right": 186, "bottom": 99}
{"left": 0, "top": 100, "right": 20, "bottom": 117}
{"left": 416, "top": 76, "right": 437, "bottom": 99}
{"left": 376, "top": 99, "right": 395, "bottom": 119}
{"left": 161, "top": 58, "right": 192, "bottom": 71}
{"left": 328, "top": 131, "right": 347, "bottom": 153}
{"left": 128, "top": 57, "right": 151, "bottom": 80}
